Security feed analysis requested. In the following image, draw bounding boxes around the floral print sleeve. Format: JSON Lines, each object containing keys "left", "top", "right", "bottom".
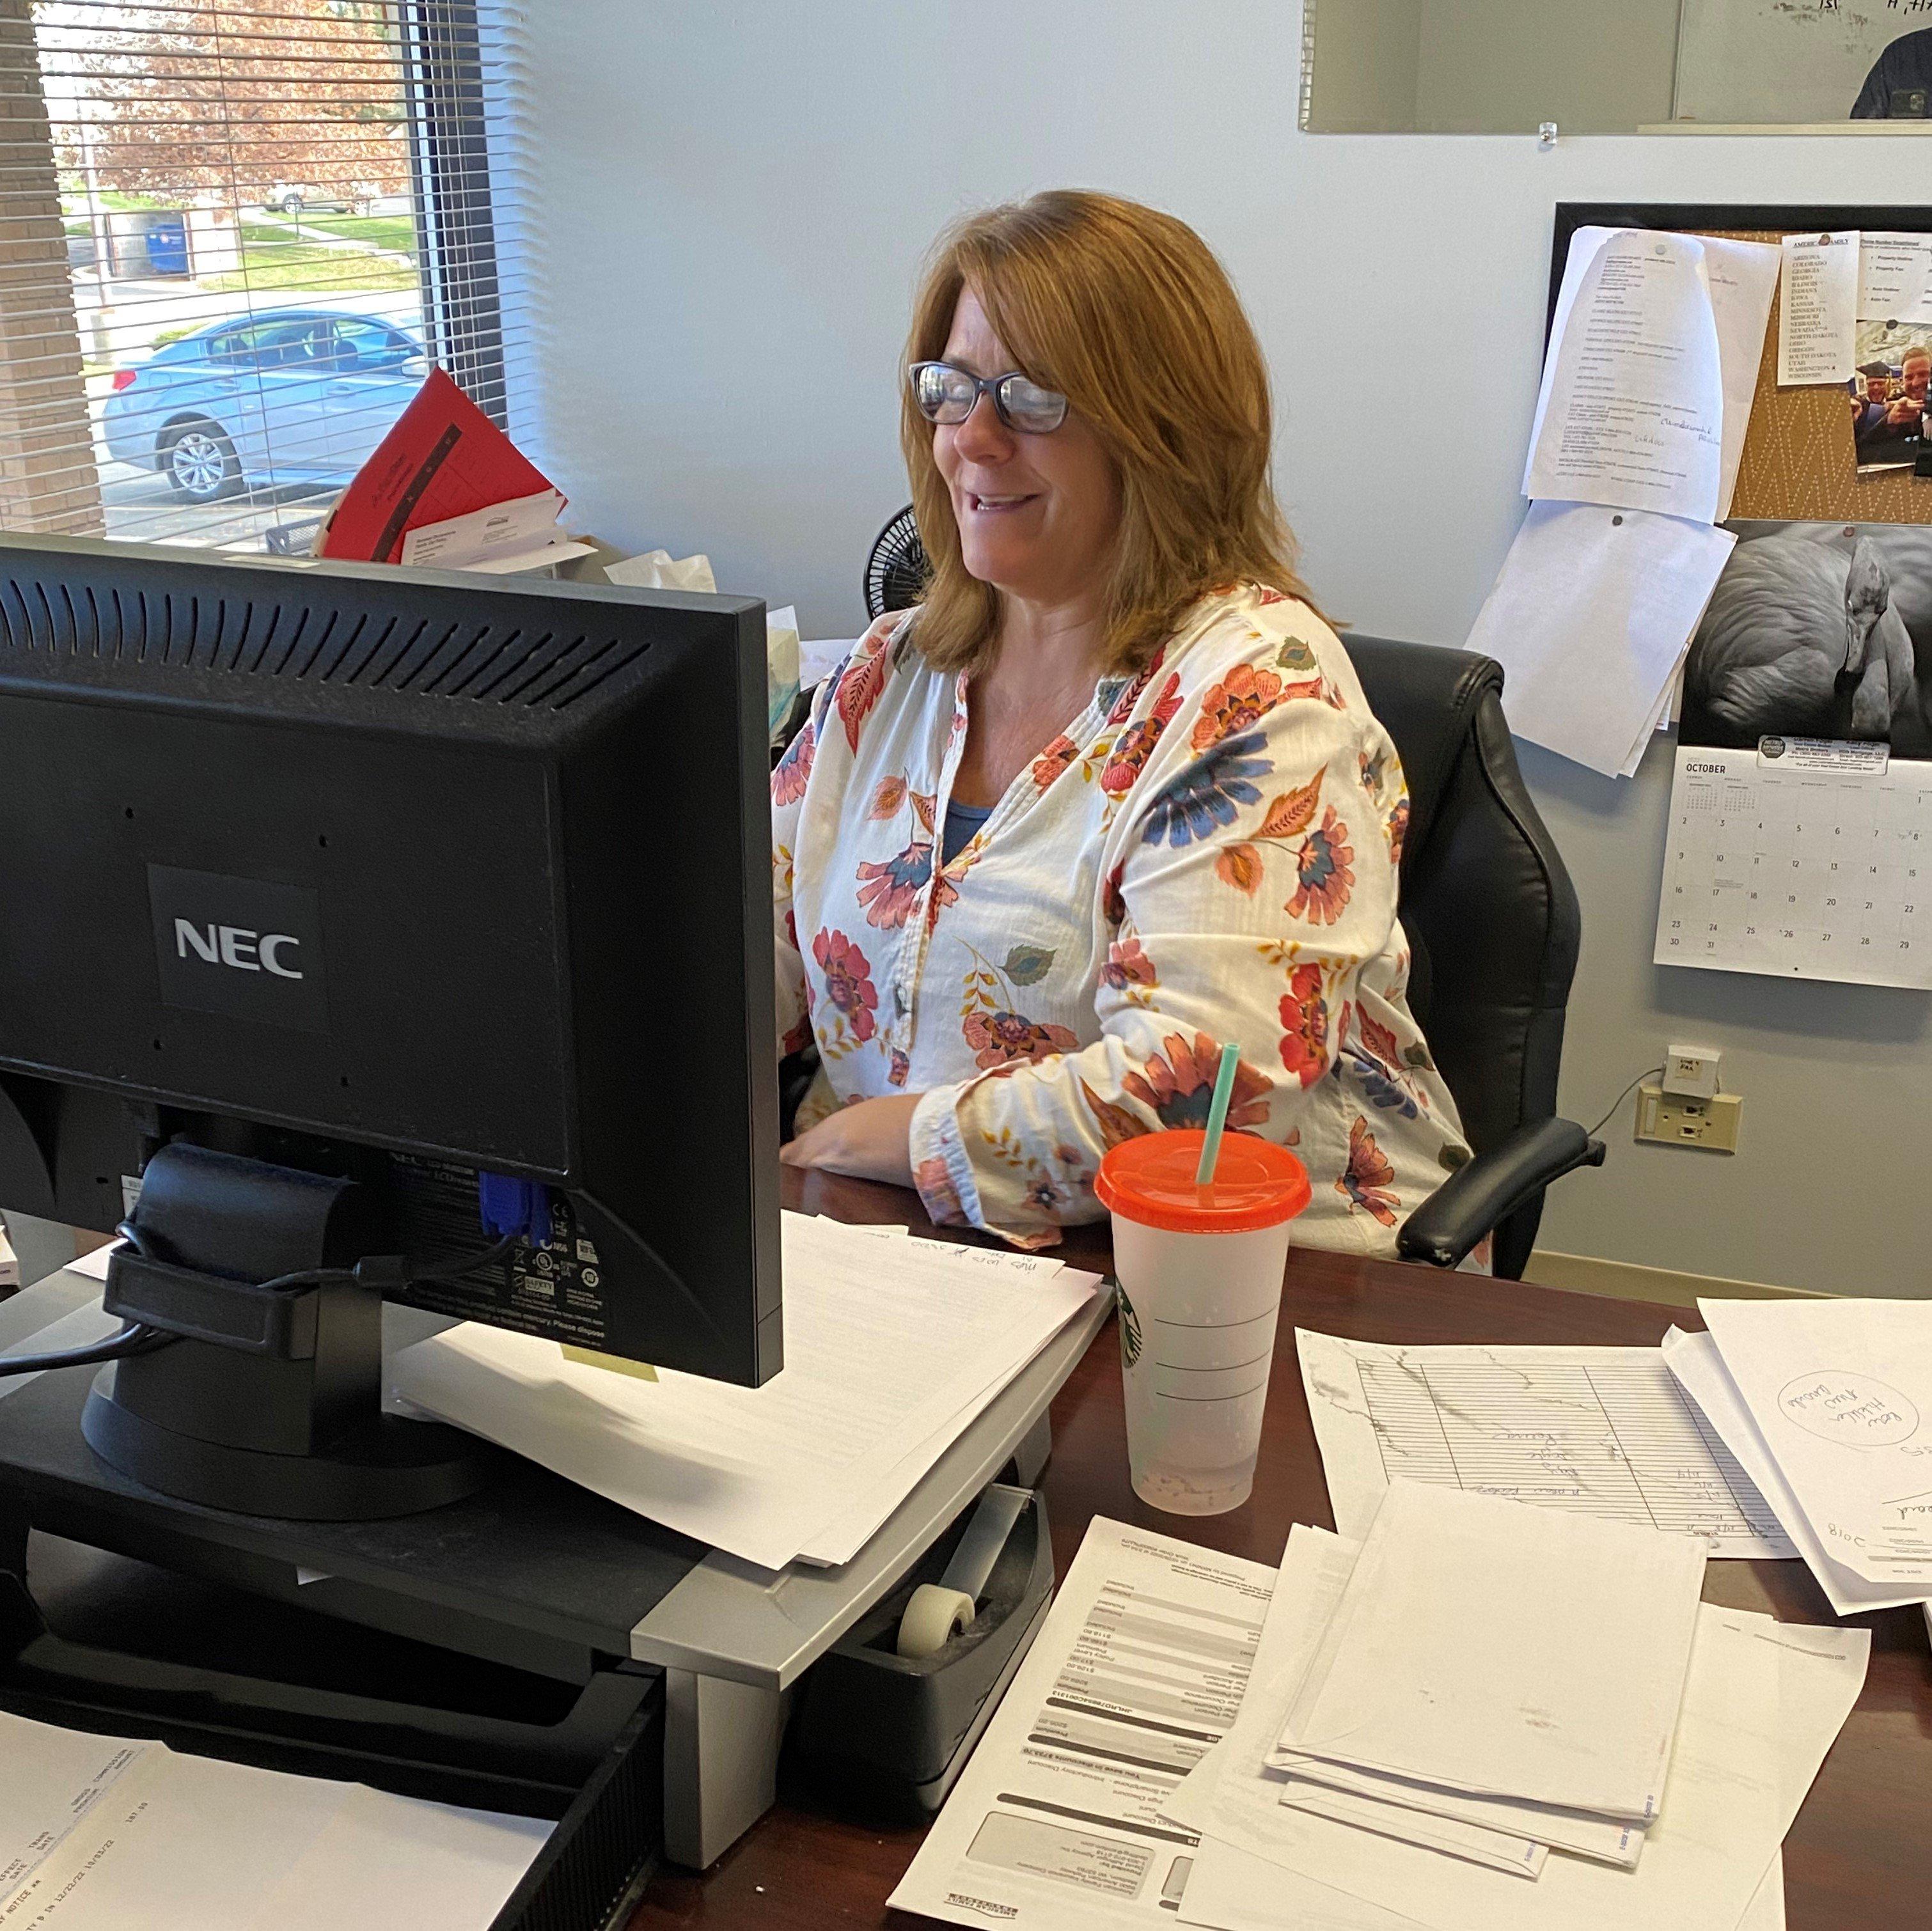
{"left": 771, "top": 613, "right": 898, "bottom": 1061}
{"left": 784, "top": 586, "right": 1468, "bottom": 1258}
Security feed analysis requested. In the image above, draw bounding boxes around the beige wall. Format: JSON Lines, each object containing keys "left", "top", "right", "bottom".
{"left": 1413, "top": 0, "right": 1683, "bottom": 133}
{"left": 1306, "top": 0, "right": 1685, "bottom": 134}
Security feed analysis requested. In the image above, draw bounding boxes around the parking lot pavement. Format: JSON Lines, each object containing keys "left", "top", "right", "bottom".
{"left": 100, "top": 457, "right": 336, "bottom": 551}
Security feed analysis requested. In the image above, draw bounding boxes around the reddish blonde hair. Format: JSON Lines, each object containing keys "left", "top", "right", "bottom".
{"left": 900, "top": 190, "right": 1313, "bottom": 677}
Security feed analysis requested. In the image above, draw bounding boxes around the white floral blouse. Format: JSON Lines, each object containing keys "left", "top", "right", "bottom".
{"left": 770, "top": 582, "right": 1472, "bottom": 1255}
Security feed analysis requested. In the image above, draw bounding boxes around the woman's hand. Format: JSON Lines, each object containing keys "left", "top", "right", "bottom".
{"left": 779, "top": 1094, "right": 922, "bottom": 1188}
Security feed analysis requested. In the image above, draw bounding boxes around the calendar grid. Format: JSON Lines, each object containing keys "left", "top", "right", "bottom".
{"left": 1655, "top": 746, "right": 1932, "bottom": 990}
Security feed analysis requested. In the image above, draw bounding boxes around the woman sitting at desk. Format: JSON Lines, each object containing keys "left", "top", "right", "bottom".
{"left": 773, "top": 190, "right": 1468, "bottom": 1256}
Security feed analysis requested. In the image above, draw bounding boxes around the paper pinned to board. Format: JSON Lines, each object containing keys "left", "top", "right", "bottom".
{"left": 1778, "top": 231, "right": 1859, "bottom": 386}
{"left": 1465, "top": 502, "right": 1734, "bottom": 779}
{"left": 1524, "top": 230, "right": 1727, "bottom": 523}
{"left": 1857, "top": 232, "right": 1932, "bottom": 324}
{"left": 1530, "top": 227, "right": 1775, "bottom": 526}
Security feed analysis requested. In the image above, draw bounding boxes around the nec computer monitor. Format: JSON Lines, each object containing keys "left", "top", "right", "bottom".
{"left": 0, "top": 533, "right": 781, "bottom": 1388}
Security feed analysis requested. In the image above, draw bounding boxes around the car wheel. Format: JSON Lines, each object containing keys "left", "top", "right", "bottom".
{"left": 161, "top": 421, "right": 240, "bottom": 503}
{"left": 279, "top": 193, "right": 302, "bottom": 215}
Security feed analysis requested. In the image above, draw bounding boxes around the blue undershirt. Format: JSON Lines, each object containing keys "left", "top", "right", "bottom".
{"left": 941, "top": 799, "right": 994, "bottom": 866}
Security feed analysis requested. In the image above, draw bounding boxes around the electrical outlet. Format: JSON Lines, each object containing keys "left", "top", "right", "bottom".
{"left": 1635, "top": 1084, "right": 1741, "bottom": 1153}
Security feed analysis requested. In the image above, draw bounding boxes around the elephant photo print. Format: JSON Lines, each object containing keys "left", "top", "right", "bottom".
{"left": 1679, "top": 522, "right": 1932, "bottom": 757}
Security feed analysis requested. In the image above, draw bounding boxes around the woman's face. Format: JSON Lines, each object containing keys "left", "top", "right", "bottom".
{"left": 932, "top": 286, "right": 1121, "bottom": 612}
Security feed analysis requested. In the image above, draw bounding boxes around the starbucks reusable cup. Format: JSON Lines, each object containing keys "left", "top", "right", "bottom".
{"left": 1094, "top": 1130, "right": 1310, "bottom": 1516}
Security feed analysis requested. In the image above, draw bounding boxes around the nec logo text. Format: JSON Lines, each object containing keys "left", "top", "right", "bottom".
{"left": 174, "top": 919, "right": 304, "bottom": 980}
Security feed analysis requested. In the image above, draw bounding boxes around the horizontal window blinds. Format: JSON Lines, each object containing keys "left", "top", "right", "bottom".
{"left": 0, "top": 0, "right": 509, "bottom": 554}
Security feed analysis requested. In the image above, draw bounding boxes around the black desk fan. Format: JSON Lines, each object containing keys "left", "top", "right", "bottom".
{"left": 865, "top": 505, "right": 929, "bottom": 618}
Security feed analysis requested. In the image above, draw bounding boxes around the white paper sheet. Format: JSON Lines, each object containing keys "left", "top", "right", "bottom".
{"left": 1466, "top": 503, "right": 1733, "bottom": 779}
{"left": 0, "top": 1711, "right": 548, "bottom": 1930}
{"left": 1525, "top": 230, "right": 1724, "bottom": 522}
{"left": 0, "top": 1223, "right": 15, "bottom": 1293}
{"left": 1857, "top": 231, "right": 1932, "bottom": 324}
{"left": 1699, "top": 1296, "right": 1932, "bottom": 1587}
{"left": 398, "top": 487, "right": 566, "bottom": 569}
{"left": 1654, "top": 746, "right": 1932, "bottom": 990}
{"left": 1662, "top": 1326, "right": 1926, "bottom": 1618}
{"left": 1699, "top": 236, "right": 1783, "bottom": 521}
{"left": 1778, "top": 231, "right": 1859, "bottom": 386}
{"left": 388, "top": 1212, "right": 1099, "bottom": 1570}
{"left": 1525, "top": 226, "right": 1775, "bottom": 525}
{"left": 1296, "top": 1330, "right": 1793, "bottom": 1558}
{"left": 1276, "top": 1778, "right": 1544, "bottom": 1877}
{"left": 1166, "top": 1527, "right": 1640, "bottom": 1877}
{"left": 1182, "top": 1604, "right": 1865, "bottom": 1931}
{"left": 1275, "top": 1483, "right": 1706, "bottom": 1821}
{"left": 888, "top": 1517, "right": 1286, "bottom": 1931}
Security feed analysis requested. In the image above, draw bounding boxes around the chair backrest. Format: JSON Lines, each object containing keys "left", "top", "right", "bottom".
{"left": 1339, "top": 635, "right": 1582, "bottom": 1278}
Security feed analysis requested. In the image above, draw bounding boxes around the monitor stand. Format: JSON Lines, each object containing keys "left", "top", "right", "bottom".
{"left": 79, "top": 1141, "right": 491, "bottom": 1521}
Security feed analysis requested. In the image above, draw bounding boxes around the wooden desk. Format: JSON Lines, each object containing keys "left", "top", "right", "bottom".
{"left": 630, "top": 1170, "right": 1932, "bottom": 1930}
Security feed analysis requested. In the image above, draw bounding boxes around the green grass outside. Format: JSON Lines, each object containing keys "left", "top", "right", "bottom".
{"left": 298, "top": 213, "right": 418, "bottom": 254}
{"left": 204, "top": 224, "right": 417, "bottom": 293}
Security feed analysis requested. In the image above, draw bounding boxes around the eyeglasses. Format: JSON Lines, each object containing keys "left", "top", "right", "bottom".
{"left": 909, "top": 361, "right": 1070, "bottom": 434}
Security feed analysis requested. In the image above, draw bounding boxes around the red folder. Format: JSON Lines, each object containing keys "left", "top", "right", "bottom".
{"left": 318, "top": 366, "right": 557, "bottom": 565}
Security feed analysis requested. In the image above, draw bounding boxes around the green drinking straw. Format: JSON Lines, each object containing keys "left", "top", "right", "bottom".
{"left": 1195, "top": 1041, "right": 1242, "bottom": 1185}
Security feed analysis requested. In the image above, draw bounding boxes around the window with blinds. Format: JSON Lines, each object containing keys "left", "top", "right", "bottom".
{"left": 0, "top": 0, "right": 503, "bottom": 554}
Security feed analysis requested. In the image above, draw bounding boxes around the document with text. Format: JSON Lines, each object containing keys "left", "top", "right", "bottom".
{"left": 1525, "top": 230, "right": 1725, "bottom": 522}
{"left": 889, "top": 1517, "right": 1271, "bottom": 1930}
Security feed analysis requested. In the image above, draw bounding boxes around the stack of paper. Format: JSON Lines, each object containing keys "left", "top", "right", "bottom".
{"left": 0, "top": 1708, "right": 548, "bottom": 1930}
{"left": 1663, "top": 1299, "right": 1932, "bottom": 1619}
{"left": 1471, "top": 225, "right": 1779, "bottom": 779}
{"left": 1165, "top": 1485, "right": 1869, "bottom": 1931}
{"left": 387, "top": 1212, "right": 1103, "bottom": 1572}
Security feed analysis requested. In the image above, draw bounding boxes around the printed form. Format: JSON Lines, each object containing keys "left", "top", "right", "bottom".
{"left": 889, "top": 1517, "right": 1271, "bottom": 1930}
{"left": 1296, "top": 1330, "right": 1793, "bottom": 1558}
{"left": 1523, "top": 230, "right": 1726, "bottom": 522}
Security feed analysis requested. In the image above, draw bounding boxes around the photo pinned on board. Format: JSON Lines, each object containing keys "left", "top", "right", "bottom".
{"left": 1678, "top": 522, "right": 1932, "bottom": 758}
{"left": 1850, "top": 319, "right": 1932, "bottom": 476}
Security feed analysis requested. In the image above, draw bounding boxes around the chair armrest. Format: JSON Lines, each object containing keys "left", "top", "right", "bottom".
{"left": 1397, "top": 1118, "right": 1606, "bottom": 1270}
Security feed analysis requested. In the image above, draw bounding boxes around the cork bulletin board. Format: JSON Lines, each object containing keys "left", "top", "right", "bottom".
{"left": 1550, "top": 202, "right": 1932, "bottom": 528}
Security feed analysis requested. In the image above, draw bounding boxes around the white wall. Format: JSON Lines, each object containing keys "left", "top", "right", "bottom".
{"left": 491, "top": 0, "right": 1928, "bottom": 1296}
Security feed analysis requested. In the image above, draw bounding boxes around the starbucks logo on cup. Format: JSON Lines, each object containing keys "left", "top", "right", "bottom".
{"left": 1118, "top": 1286, "right": 1143, "bottom": 1370}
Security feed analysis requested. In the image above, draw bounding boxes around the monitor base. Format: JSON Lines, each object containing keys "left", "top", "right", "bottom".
{"left": 81, "top": 1374, "right": 493, "bottom": 1521}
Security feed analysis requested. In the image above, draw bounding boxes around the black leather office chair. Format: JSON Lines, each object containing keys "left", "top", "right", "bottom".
{"left": 1340, "top": 636, "right": 1603, "bottom": 1278}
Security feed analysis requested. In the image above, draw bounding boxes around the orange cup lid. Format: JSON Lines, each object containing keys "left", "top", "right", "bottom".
{"left": 1094, "top": 1131, "right": 1310, "bottom": 1234}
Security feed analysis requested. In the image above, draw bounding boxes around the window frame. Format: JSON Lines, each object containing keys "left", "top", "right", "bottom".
{"left": 400, "top": 0, "right": 507, "bottom": 428}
